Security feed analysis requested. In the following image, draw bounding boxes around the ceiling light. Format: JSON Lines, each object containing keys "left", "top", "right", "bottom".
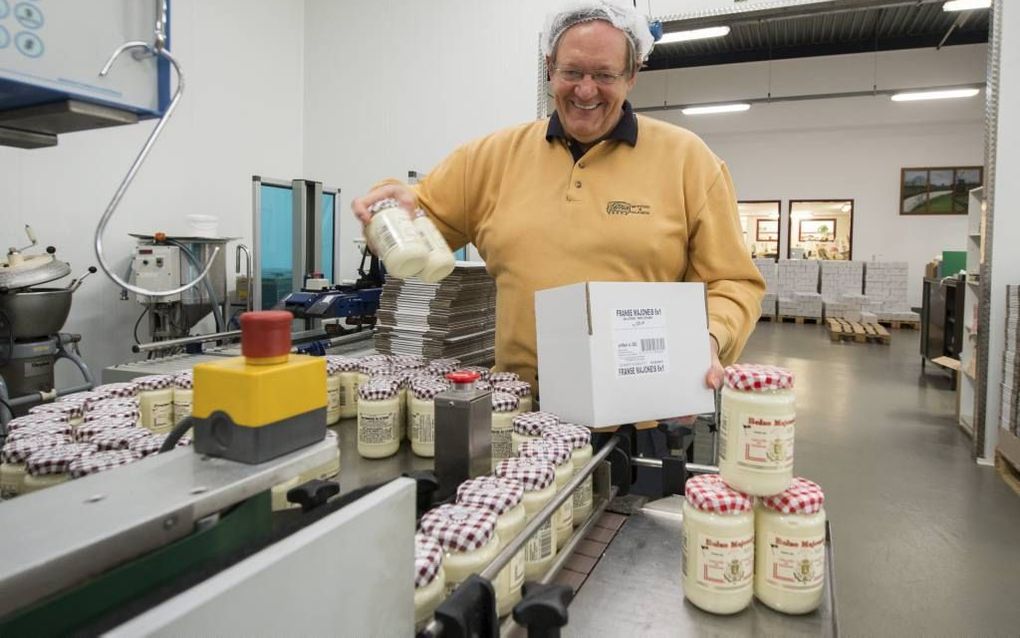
{"left": 891, "top": 87, "right": 980, "bottom": 101}
{"left": 658, "top": 26, "right": 731, "bottom": 44}
{"left": 681, "top": 103, "right": 750, "bottom": 115}
{"left": 943, "top": 0, "right": 991, "bottom": 11}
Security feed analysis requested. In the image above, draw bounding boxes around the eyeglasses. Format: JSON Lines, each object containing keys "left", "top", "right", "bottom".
{"left": 551, "top": 66, "right": 628, "bottom": 86}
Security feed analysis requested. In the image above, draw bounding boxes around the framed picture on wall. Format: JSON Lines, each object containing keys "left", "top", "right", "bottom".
{"left": 798, "top": 218, "right": 837, "bottom": 242}
{"left": 900, "top": 166, "right": 983, "bottom": 215}
{"left": 756, "top": 219, "right": 779, "bottom": 241}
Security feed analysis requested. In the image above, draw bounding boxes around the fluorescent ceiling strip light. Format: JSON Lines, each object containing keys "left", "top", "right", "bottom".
{"left": 890, "top": 87, "right": 980, "bottom": 101}
{"left": 658, "top": 26, "right": 731, "bottom": 44}
{"left": 943, "top": 0, "right": 991, "bottom": 12}
{"left": 681, "top": 103, "right": 750, "bottom": 115}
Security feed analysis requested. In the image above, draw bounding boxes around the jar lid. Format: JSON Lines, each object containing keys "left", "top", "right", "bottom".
{"left": 91, "top": 427, "right": 154, "bottom": 451}
{"left": 93, "top": 382, "right": 141, "bottom": 398}
{"left": 427, "top": 358, "right": 461, "bottom": 375}
{"left": 84, "top": 405, "right": 141, "bottom": 423}
{"left": 325, "top": 355, "right": 359, "bottom": 372}
{"left": 325, "top": 358, "right": 343, "bottom": 376}
{"left": 684, "top": 474, "right": 753, "bottom": 513}
{"left": 391, "top": 354, "right": 427, "bottom": 369}
{"left": 68, "top": 449, "right": 141, "bottom": 478}
{"left": 7, "top": 413, "right": 67, "bottom": 431}
{"left": 7, "top": 422, "right": 73, "bottom": 442}
{"left": 134, "top": 374, "right": 174, "bottom": 391}
{"left": 129, "top": 432, "right": 192, "bottom": 456}
{"left": 358, "top": 360, "right": 393, "bottom": 376}
{"left": 28, "top": 402, "right": 81, "bottom": 420}
{"left": 760, "top": 477, "right": 825, "bottom": 514}
{"left": 490, "top": 371, "right": 520, "bottom": 384}
{"left": 541, "top": 423, "right": 592, "bottom": 449}
{"left": 414, "top": 532, "right": 445, "bottom": 588}
{"left": 513, "top": 411, "right": 560, "bottom": 436}
{"left": 419, "top": 503, "right": 497, "bottom": 552}
{"left": 358, "top": 377, "right": 400, "bottom": 401}
{"left": 26, "top": 443, "right": 97, "bottom": 476}
{"left": 723, "top": 364, "right": 794, "bottom": 392}
{"left": 1, "top": 435, "right": 66, "bottom": 464}
{"left": 75, "top": 419, "right": 137, "bottom": 442}
{"left": 494, "top": 457, "right": 555, "bottom": 491}
{"left": 518, "top": 439, "right": 573, "bottom": 466}
{"left": 494, "top": 380, "right": 531, "bottom": 398}
{"left": 56, "top": 391, "right": 110, "bottom": 409}
{"left": 368, "top": 197, "right": 404, "bottom": 215}
{"left": 240, "top": 311, "right": 293, "bottom": 359}
{"left": 410, "top": 379, "right": 452, "bottom": 400}
{"left": 473, "top": 379, "right": 492, "bottom": 392}
{"left": 491, "top": 391, "right": 519, "bottom": 413}
{"left": 456, "top": 476, "right": 525, "bottom": 515}
{"left": 459, "top": 366, "right": 491, "bottom": 381}
{"left": 359, "top": 354, "right": 392, "bottom": 364}
{"left": 88, "top": 397, "right": 140, "bottom": 412}
{"left": 173, "top": 371, "right": 194, "bottom": 389}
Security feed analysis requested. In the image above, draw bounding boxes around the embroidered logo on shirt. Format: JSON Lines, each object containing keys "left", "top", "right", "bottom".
{"left": 606, "top": 201, "right": 651, "bottom": 216}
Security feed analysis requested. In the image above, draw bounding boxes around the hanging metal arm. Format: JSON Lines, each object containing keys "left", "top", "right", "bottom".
{"left": 93, "top": 20, "right": 219, "bottom": 298}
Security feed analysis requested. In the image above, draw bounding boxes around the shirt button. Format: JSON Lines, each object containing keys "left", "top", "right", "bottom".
{"left": 578, "top": 161, "right": 586, "bottom": 168}
{"left": 575, "top": 180, "right": 582, "bottom": 188}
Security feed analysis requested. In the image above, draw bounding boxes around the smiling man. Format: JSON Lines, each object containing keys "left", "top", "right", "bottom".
{"left": 352, "top": 1, "right": 764, "bottom": 399}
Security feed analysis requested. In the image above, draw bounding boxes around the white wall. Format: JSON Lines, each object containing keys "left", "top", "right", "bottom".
{"left": 0, "top": 0, "right": 306, "bottom": 386}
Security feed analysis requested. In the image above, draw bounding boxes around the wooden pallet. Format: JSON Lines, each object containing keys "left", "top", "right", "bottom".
{"left": 777, "top": 315, "right": 823, "bottom": 325}
{"left": 996, "top": 452, "right": 1020, "bottom": 498}
{"left": 878, "top": 320, "right": 920, "bottom": 330}
{"left": 827, "top": 318, "right": 891, "bottom": 344}
{"left": 758, "top": 314, "right": 777, "bottom": 322}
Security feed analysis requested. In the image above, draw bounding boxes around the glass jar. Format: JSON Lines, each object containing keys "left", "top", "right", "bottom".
{"left": 6, "top": 421, "right": 73, "bottom": 443}
{"left": 414, "top": 533, "right": 447, "bottom": 631}
{"left": 93, "top": 382, "right": 140, "bottom": 399}
{"left": 22, "top": 442, "right": 98, "bottom": 493}
{"left": 681, "top": 474, "right": 754, "bottom": 615}
{"left": 356, "top": 360, "right": 392, "bottom": 406}
{"left": 298, "top": 430, "right": 340, "bottom": 483}
{"left": 357, "top": 377, "right": 401, "bottom": 459}
{"left": 366, "top": 198, "right": 429, "bottom": 278}
{"left": 68, "top": 449, "right": 141, "bottom": 479}
{"left": 426, "top": 358, "right": 460, "bottom": 377}
{"left": 541, "top": 424, "right": 594, "bottom": 525}
{"left": 512, "top": 411, "right": 559, "bottom": 455}
{"left": 6, "top": 413, "right": 68, "bottom": 432}
{"left": 457, "top": 476, "right": 527, "bottom": 617}
{"left": 495, "top": 457, "right": 557, "bottom": 580}
{"left": 491, "top": 392, "right": 520, "bottom": 470}
{"left": 326, "top": 356, "right": 360, "bottom": 418}
{"left": 88, "top": 399, "right": 142, "bottom": 426}
{"left": 90, "top": 427, "right": 154, "bottom": 451}
{"left": 719, "top": 364, "right": 796, "bottom": 496}
{"left": 133, "top": 375, "right": 175, "bottom": 432}
{"left": 518, "top": 439, "right": 575, "bottom": 551}
{"left": 494, "top": 380, "right": 533, "bottom": 413}
{"left": 173, "top": 371, "right": 194, "bottom": 423}
{"left": 129, "top": 432, "right": 192, "bottom": 457}
{"left": 271, "top": 475, "right": 302, "bottom": 511}
{"left": 28, "top": 401, "right": 80, "bottom": 426}
{"left": 57, "top": 390, "right": 112, "bottom": 418}
{"left": 755, "top": 477, "right": 826, "bottom": 614}
{"left": 409, "top": 378, "right": 452, "bottom": 457}
{"left": 0, "top": 436, "right": 65, "bottom": 499}
{"left": 75, "top": 417, "right": 137, "bottom": 443}
{"left": 419, "top": 504, "right": 501, "bottom": 597}
{"left": 325, "top": 358, "right": 343, "bottom": 425}
{"left": 412, "top": 209, "right": 456, "bottom": 283}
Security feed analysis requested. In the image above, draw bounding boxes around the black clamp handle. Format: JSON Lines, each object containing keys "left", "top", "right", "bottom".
{"left": 608, "top": 424, "right": 636, "bottom": 497}
{"left": 286, "top": 478, "right": 340, "bottom": 512}
{"left": 513, "top": 582, "right": 572, "bottom": 638}
{"left": 433, "top": 574, "right": 498, "bottom": 638}
{"left": 403, "top": 470, "right": 440, "bottom": 518}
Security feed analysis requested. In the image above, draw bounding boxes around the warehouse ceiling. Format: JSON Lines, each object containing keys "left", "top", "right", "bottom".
{"left": 645, "top": 0, "right": 990, "bottom": 71}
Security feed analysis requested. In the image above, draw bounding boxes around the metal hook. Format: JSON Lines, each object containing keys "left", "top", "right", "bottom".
{"left": 94, "top": 40, "right": 219, "bottom": 298}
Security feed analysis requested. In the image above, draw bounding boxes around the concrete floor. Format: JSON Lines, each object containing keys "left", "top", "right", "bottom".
{"left": 735, "top": 322, "right": 1020, "bottom": 637}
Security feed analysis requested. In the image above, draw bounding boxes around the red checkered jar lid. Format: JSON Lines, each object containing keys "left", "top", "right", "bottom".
{"left": 494, "top": 380, "right": 531, "bottom": 398}
{"left": 459, "top": 366, "right": 492, "bottom": 381}
{"left": 129, "top": 433, "right": 192, "bottom": 456}
{"left": 358, "top": 360, "right": 393, "bottom": 376}
{"left": 494, "top": 457, "right": 555, "bottom": 491}
{"left": 7, "top": 422, "right": 73, "bottom": 442}
{"left": 489, "top": 371, "right": 520, "bottom": 384}
{"left": 359, "top": 354, "right": 392, "bottom": 364}
{"left": 56, "top": 391, "right": 110, "bottom": 410}
{"left": 419, "top": 503, "right": 498, "bottom": 552}
{"left": 28, "top": 402, "right": 81, "bottom": 420}
{"left": 512, "top": 411, "right": 560, "bottom": 436}
{"left": 414, "top": 532, "right": 444, "bottom": 588}
{"left": 456, "top": 476, "right": 525, "bottom": 515}
{"left": 88, "top": 397, "right": 140, "bottom": 412}
{"left": 134, "top": 375, "right": 175, "bottom": 391}
{"left": 7, "top": 413, "right": 67, "bottom": 430}
{"left": 1, "top": 435, "right": 66, "bottom": 464}
{"left": 427, "top": 358, "right": 461, "bottom": 375}
{"left": 391, "top": 355, "right": 427, "bottom": 370}
{"left": 685, "top": 474, "right": 753, "bottom": 514}
{"left": 358, "top": 377, "right": 400, "bottom": 401}
{"left": 473, "top": 379, "right": 493, "bottom": 392}
{"left": 410, "top": 379, "right": 452, "bottom": 401}
{"left": 173, "top": 371, "right": 194, "bottom": 390}
{"left": 491, "top": 391, "right": 519, "bottom": 413}
{"left": 84, "top": 404, "right": 141, "bottom": 423}
{"left": 723, "top": 364, "right": 794, "bottom": 392}
{"left": 91, "top": 427, "right": 154, "bottom": 451}
{"left": 26, "top": 442, "right": 97, "bottom": 476}
{"left": 760, "top": 477, "right": 825, "bottom": 514}
{"left": 94, "top": 382, "right": 141, "bottom": 398}
{"left": 325, "top": 358, "right": 343, "bottom": 376}
{"left": 326, "top": 355, "right": 359, "bottom": 372}
{"left": 75, "top": 418, "right": 137, "bottom": 442}
{"left": 518, "top": 439, "right": 573, "bottom": 466}
{"left": 541, "top": 423, "right": 592, "bottom": 449}
{"left": 68, "top": 449, "right": 142, "bottom": 478}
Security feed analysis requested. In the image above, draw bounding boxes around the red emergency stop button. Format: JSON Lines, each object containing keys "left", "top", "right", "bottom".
{"left": 241, "top": 311, "right": 293, "bottom": 359}
{"left": 446, "top": 371, "right": 481, "bottom": 385}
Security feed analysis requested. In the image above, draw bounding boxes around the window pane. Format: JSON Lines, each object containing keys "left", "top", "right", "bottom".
{"left": 321, "top": 192, "right": 336, "bottom": 282}
{"left": 260, "top": 184, "right": 293, "bottom": 309}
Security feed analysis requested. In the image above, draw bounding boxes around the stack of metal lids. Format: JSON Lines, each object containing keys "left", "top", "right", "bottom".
{"left": 373, "top": 262, "right": 495, "bottom": 365}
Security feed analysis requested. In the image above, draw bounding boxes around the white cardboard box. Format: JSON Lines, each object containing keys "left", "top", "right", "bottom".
{"left": 535, "top": 281, "right": 715, "bottom": 427}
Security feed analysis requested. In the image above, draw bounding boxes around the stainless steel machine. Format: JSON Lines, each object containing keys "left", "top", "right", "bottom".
{"left": 0, "top": 227, "right": 95, "bottom": 425}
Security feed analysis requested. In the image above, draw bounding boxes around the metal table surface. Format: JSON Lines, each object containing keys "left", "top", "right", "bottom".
{"left": 566, "top": 495, "right": 837, "bottom": 637}
{"left": 327, "top": 418, "right": 434, "bottom": 496}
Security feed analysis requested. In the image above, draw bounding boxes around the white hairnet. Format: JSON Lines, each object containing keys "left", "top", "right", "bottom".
{"left": 541, "top": 1, "right": 655, "bottom": 65}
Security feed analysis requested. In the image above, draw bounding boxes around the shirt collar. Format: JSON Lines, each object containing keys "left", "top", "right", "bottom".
{"left": 546, "top": 100, "right": 638, "bottom": 148}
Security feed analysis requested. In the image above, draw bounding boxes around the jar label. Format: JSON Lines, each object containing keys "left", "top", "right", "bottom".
{"left": 373, "top": 210, "right": 420, "bottom": 259}
{"left": 525, "top": 519, "right": 554, "bottom": 563}
{"left": 152, "top": 401, "right": 173, "bottom": 429}
{"left": 359, "top": 412, "right": 397, "bottom": 445}
{"left": 491, "top": 425, "right": 512, "bottom": 464}
{"left": 684, "top": 528, "right": 754, "bottom": 592}
{"left": 721, "top": 408, "right": 795, "bottom": 471}
{"left": 411, "top": 411, "right": 435, "bottom": 445}
{"left": 557, "top": 501, "right": 573, "bottom": 529}
{"left": 173, "top": 400, "right": 192, "bottom": 422}
{"left": 328, "top": 386, "right": 341, "bottom": 411}
{"left": 612, "top": 306, "right": 669, "bottom": 377}
{"left": 573, "top": 476, "right": 593, "bottom": 510}
{"left": 764, "top": 532, "right": 825, "bottom": 591}
{"left": 510, "top": 548, "right": 526, "bottom": 589}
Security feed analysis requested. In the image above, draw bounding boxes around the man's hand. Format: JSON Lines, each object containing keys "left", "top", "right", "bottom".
{"left": 350, "top": 183, "right": 418, "bottom": 226}
{"left": 705, "top": 335, "right": 724, "bottom": 390}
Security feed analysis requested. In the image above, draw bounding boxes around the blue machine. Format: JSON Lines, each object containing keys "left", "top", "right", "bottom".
{"left": 280, "top": 287, "right": 381, "bottom": 323}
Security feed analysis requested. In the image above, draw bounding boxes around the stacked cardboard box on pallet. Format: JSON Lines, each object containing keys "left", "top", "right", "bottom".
{"left": 864, "top": 261, "right": 920, "bottom": 322}
{"left": 824, "top": 293, "right": 885, "bottom": 322}
{"left": 777, "top": 260, "right": 821, "bottom": 318}
{"left": 1002, "top": 285, "right": 1019, "bottom": 436}
{"left": 754, "top": 258, "right": 778, "bottom": 317}
{"left": 820, "top": 261, "right": 865, "bottom": 320}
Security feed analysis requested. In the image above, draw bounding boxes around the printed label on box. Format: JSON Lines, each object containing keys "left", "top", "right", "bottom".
{"left": 612, "top": 306, "right": 669, "bottom": 377}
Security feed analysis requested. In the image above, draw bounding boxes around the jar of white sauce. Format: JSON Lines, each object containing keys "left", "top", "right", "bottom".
{"left": 414, "top": 532, "right": 447, "bottom": 631}
{"left": 326, "top": 356, "right": 360, "bottom": 418}
{"left": 541, "top": 423, "right": 594, "bottom": 525}
{"left": 366, "top": 198, "right": 429, "bottom": 278}
{"left": 511, "top": 411, "right": 560, "bottom": 455}
{"left": 518, "top": 438, "right": 575, "bottom": 550}
{"left": 22, "top": 442, "right": 98, "bottom": 493}
{"left": 491, "top": 391, "right": 520, "bottom": 470}
{"left": 325, "top": 358, "right": 343, "bottom": 425}
{"left": 409, "top": 378, "right": 452, "bottom": 457}
{"left": 28, "top": 401, "right": 81, "bottom": 427}
{"left": 1, "top": 436, "right": 65, "bottom": 499}
{"left": 419, "top": 503, "right": 501, "bottom": 598}
{"left": 173, "top": 371, "right": 194, "bottom": 424}
{"left": 134, "top": 375, "right": 175, "bottom": 432}
{"left": 357, "top": 377, "right": 401, "bottom": 459}
{"left": 412, "top": 209, "right": 456, "bottom": 283}
{"left": 495, "top": 457, "right": 557, "bottom": 580}
{"left": 494, "top": 379, "right": 533, "bottom": 413}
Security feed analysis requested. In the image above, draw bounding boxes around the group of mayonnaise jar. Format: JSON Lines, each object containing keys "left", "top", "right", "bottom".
{"left": 365, "top": 199, "right": 456, "bottom": 283}
{"left": 682, "top": 363, "right": 826, "bottom": 616}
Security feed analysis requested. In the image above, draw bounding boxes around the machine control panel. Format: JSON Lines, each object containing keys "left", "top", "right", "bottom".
{"left": 132, "top": 245, "right": 180, "bottom": 303}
